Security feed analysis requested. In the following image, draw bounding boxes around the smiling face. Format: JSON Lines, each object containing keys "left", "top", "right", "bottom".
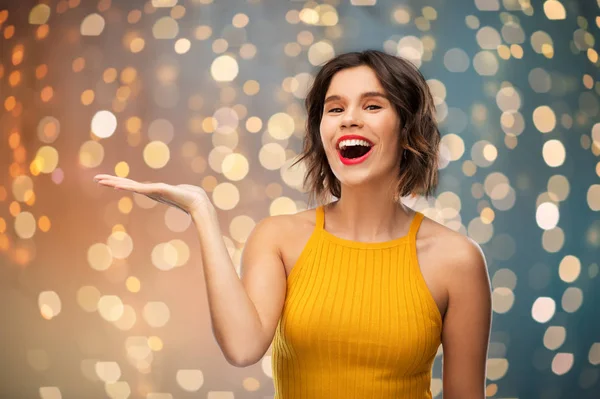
{"left": 320, "top": 65, "right": 402, "bottom": 188}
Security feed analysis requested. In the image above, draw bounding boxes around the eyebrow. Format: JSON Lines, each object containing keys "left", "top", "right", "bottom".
{"left": 324, "top": 91, "right": 388, "bottom": 104}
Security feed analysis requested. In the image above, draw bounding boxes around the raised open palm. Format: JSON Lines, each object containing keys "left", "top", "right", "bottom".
{"left": 93, "top": 174, "right": 209, "bottom": 215}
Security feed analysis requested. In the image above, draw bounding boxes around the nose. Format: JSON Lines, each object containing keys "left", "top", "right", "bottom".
{"left": 340, "top": 106, "right": 364, "bottom": 129}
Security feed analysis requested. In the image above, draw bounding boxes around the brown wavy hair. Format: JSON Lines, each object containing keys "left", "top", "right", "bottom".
{"left": 291, "top": 49, "right": 440, "bottom": 207}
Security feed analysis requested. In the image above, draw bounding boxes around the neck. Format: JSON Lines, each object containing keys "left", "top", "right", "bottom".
{"left": 325, "top": 185, "right": 413, "bottom": 242}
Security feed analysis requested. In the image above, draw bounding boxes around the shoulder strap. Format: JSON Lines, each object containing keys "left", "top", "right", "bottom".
{"left": 315, "top": 205, "right": 325, "bottom": 231}
{"left": 408, "top": 211, "right": 424, "bottom": 239}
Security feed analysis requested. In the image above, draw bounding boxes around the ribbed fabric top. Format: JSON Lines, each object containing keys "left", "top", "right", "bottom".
{"left": 271, "top": 204, "right": 442, "bottom": 399}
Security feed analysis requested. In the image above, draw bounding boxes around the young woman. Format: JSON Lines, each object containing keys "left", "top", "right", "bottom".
{"left": 94, "top": 50, "right": 492, "bottom": 399}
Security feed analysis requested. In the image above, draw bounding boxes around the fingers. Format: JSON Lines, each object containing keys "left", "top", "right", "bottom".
{"left": 94, "top": 176, "right": 190, "bottom": 215}
{"left": 110, "top": 184, "right": 188, "bottom": 214}
{"left": 94, "top": 176, "right": 139, "bottom": 185}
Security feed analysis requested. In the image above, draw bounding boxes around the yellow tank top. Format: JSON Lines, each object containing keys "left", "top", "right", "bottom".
{"left": 271, "top": 204, "right": 442, "bottom": 398}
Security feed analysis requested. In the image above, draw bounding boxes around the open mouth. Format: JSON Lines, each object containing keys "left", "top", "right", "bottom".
{"left": 339, "top": 145, "right": 372, "bottom": 159}
{"left": 337, "top": 144, "right": 374, "bottom": 165}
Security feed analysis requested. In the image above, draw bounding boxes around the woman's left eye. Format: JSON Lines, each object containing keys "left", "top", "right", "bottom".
{"left": 366, "top": 105, "right": 381, "bottom": 110}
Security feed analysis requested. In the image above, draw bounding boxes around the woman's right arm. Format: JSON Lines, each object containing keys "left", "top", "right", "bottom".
{"left": 191, "top": 204, "right": 287, "bottom": 367}
{"left": 92, "top": 175, "right": 284, "bottom": 367}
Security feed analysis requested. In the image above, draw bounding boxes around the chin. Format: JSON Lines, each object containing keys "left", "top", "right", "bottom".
{"left": 334, "top": 171, "right": 376, "bottom": 186}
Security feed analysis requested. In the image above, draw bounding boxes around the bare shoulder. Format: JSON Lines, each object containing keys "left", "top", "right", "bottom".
{"left": 258, "top": 208, "right": 316, "bottom": 252}
{"left": 419, "top": 214, "right": 488, "bottom": 278}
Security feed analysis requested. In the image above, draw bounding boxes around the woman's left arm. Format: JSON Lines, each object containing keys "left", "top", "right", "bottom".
{"left": 441, "top": 236, "right": 492, "bottom": 399}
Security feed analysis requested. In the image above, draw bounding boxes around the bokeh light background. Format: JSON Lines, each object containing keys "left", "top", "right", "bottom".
{"left": 1, "top": 0, "right": 599, "bottom": 398}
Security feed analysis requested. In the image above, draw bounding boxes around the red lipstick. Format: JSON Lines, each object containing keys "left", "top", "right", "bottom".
{"left": 336, "top": 134, "right": 375, "bottom": 166}
{"left": 336, "top": 134, "right": 374, "bottom": 149}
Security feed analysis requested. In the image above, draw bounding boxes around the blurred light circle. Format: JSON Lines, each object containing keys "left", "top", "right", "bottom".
{"left": 308, "top": 40, "right": 335, "bottom": 66}
{"left": 15, "top": 211, "right": 36, "bottom": 239}
{"left": 501, "top": 21, "right": 525, "bottom": 43}
{"left": 562, "top": 287, "right": 583, "bottom": 313}
{"left": 591, "top": 123, "right": 600, "bottom": 145}
{"left": 492, "top": 268, "right": 517, "bottom": 290}
{"left": 95, "top": 361, "right": 121, "bottom": 383}
{"left": 259, "top": 142, "right": 287, "bottom": 170}
{"left": 148, "top": 119, "right": 175, "bottom": 144}
{"left": 542, "top": 227, "right": 564, "bottom": 253}
{"left": 98, "top": 295, "right": 124, "bottom": 322}
{"left": 281, "top": 156, "right": 306, "bottom": 191}
{"left": 552, "top": 353, "right": 574, "bottom": 375}
{"left": 559, "top": 255, "right": 581, "bottom": 283}
{"left": 444, "top": 48, "right": 470, "bottom": 72}
{"left": 270, "top": 196, "right": 298, "bottom": 216}
{"left": 542, "top": 140, "right": 566, "bottom": 167}
{"left": 536, "top": 202, "right": 559, "bottom": 230}
{"left": 472, "top": 140, "right": 497, "bottom": 167}
{"left": 486, "top": 358, "right": 509, "bottom": 381}
{"left": 213, "top": 107, "right": 239, "bottom": 135}
{"left": 532, "top": 297, "right": 556, "bottom": 323}
{"left": 29, "top": 4, "right": 51, "bottom": 24}
{"left": 81, "top": 13, "right": 105, "bottom": 36}
{"left": 473, "top": 51, "right": 498, "bottom": 75}
{"left": 533, "top": 105, "right": 556, "bottom": 133}
{"left": 107, "top": 231, "right": 133, "bottom": 260}
{"left": 528, "top": 68, "right": 552, "bottom": 93}
{"left": 544, "top": 0, "right": 566, "bottom": 20}
{"left": 112, "top": 304, "right": 137, "bottom": 332}
{"left": 153, "top": 16, "right": 179, "bottom": 39}
{"left": 222, "top": 153, "right": 249, "bottom": 181}
{"left": 175, "top": 38, "right": 191, "bottom": 54}
{"left": 143, "top": 301, "right": 170, "bottom": 328}
{"left": 208, "top": 146, "right": 233, "bottom": 173}
{"left": 491, "top": 186, "right": 516, "bottom": 211}
{"left": 151, "top": 242, "right": 178, "bottom": 271}
{"left": 292, "top": 72, "right": 314, "bottom": 99}
{"left": 587, "top": 185, "right": 600, "bottom": 211}
{"left": 91, "top": 110, "right": 117, "bottom": 138}
{"left": 88, "top": 242, "right": 113, "bottom": 271}
{"left": 397, "top": 36, "right": 424, "bottom": 67}
{"left": 427, "top": 79, "right": 446, "bottom": 105}
{"left": 467, "top": 217, "right": 494, "bottom": 244}
{"left": 35, "top": 146, "right": 59, "bottom": 174}
{"left": 169, "top": 239, "right": 190, "bottom": 267}
{"left": 229, "top": 215, "right": 255, "bottom": 243}
{"left": 211, "top": 55, "right": 239, "bottom": 82}
{"left": 212, "top": 182, "right": 240, "bottom": 210}
{"left": 268, "top": 113, "right": 295, "bottom": 140}
{"left": 79, "top": 140, "right": 105, "bottom": 168}
{"left": 164, "top": 206, "right": 192, "bottom": 233}
{"left": 501, "top": 111, "right": 525, "bottom": 136}
{"left": 176, "top": 369, "right": 204, "bottom": 392}
{"left": 492, "top": 287, "right": 514, "bottom": 314}
{"left": 37, "top": 116, "right": 60, "bottom": 143}
{"left": 531, "top": 31, "right": 553, "bottom": 54}
{"left": 12, "top": 175, "right": 34, "bottom": 202}
{"left": 435, "top": 191, "right": 461, "bottom": 219}
{"left": 143, "top": 141, "right": 170, "bottom": 169}
{"left": 440, "top": 134, "right": 465, "bottom": 162}
{"left": 77, "top": 285, "right": 101, "bottom": 312}
{"left": 544, "top": 326, "right": 566, "bottom": 350}
{"left": 476, "top": 26, "right": 501, "bottom": 50}
{"left": 496, "top": 86, "right": 521, "bottom": 112}
{"left": 589, "top": 343, "right": 600, "bottom": 365}
{"left": 484, "top": 172, "right": 510, "bottom": 199}
{"left": 547, "top": 175, "right": 570, "bottom": 201}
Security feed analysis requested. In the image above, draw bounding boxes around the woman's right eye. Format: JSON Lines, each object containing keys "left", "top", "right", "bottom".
{"left": 328, "top": 108, "right": 343, "bottom": 113}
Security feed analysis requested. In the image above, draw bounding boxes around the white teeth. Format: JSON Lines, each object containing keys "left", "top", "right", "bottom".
{"left": 338, "top": 139, "right": 372, "bottom": 150}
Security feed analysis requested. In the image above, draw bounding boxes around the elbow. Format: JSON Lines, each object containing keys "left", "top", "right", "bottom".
{"left": 225, "top": 352, "right": 262, "bottom": 368}
{"left": 216, "top": 329, "right": 270, "bottom": 368}
{"left": 223, "top": 344, "right": 267, "bottom": 368}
